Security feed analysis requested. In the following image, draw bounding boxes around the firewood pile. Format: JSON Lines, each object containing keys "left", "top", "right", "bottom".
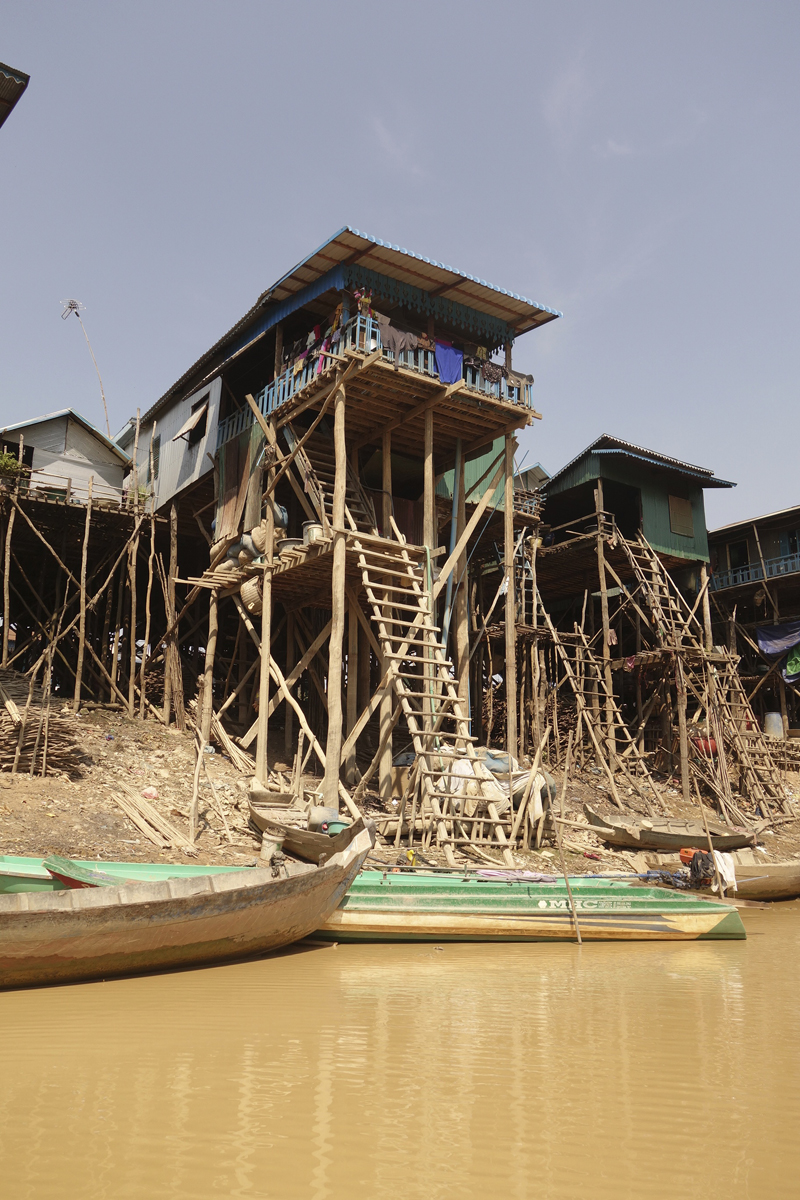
{"left": 0, "top": 668, "right": 83, "bottom": 777}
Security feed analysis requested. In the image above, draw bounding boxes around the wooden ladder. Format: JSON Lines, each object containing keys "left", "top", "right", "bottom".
{"left": 352, "top": 535, "right": 513, "bottom": 865}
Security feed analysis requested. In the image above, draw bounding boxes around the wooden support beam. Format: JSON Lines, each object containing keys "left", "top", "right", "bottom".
{"left": 255, "top": 414, "right": 276, "bottom": 784}
{"left": 432, "top": 459, "right": 506, "bottom": 602}
{"left": 201, "top": 589, "right": 218, "bottom": 743}
{"left": 322, "top": 376, "right": 347, "bottom": 809}
{"left": 504, "top": 433, "right": 518, "bottom": 762}
{"left": 72, "top": 476, "right": 94, "bottom": 711}
{"left": 595, "top": 479, "right": 616, "bottom": 771}
{"left": 283, "top": 610, "right": 295, "bottom": 759}
{"left": 423, "top": 407, "right": 435, "bottom": 552}
{"left": 244, "top": 393, "right": 317, "bottom": 523}
{"left": 381, "top": 428, "right": 392, "bottom": 537}
{"left": 240, "top": 615, "right": 332, "bottom": 747}
{"left": 455, "top": 448, "right": 470, "bottom": 713}
{"left": 345, "top": 599, "right": 358, "bottom": 785}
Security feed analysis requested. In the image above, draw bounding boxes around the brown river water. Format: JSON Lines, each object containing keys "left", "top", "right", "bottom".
{"left": 2, "top": 904, "right": 799, "bottom": 1200}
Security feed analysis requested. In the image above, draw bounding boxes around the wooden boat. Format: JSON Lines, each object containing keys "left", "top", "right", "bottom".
{"left": 733, "top": 861, "right": 800, "bottom": 901}
{"left": 584, "top": 804, "right": 760, "bottom": 853}
{"left": 0, "top": 818, "right": 374, "bottom": 989}
{"left": 314, "top": 870, "right": 746, "bottom": 942}
{"left": 248, "top": 801, "right": 357, "bottom": 864}
{"left": 0, "top": 855, "right": 253, "bottom": 894}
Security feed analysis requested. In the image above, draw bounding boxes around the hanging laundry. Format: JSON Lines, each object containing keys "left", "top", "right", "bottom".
{"left": 376, "top": 314, "right": 419, "bottom": 369}
{"left": 435, "top": 339, "right": 464, "bottom": 385}
{"left": 481, "top": 361, "right": 506, "bottom": 385}
{"left": 475, "top": 346, "right": 488, "bottom": 360}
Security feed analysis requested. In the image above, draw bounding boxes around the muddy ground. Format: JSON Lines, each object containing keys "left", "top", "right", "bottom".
{"left": 1, "top": 706, "right": 799, "bottom": 872}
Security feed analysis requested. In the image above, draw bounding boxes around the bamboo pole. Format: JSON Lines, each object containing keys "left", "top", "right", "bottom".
{"left": 72, "top": 475, "right": 94, "bottom": 711}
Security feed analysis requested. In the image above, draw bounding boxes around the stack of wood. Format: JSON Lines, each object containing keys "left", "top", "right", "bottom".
{"left": 0, "top": 668, "right": 82, "bottom": 777}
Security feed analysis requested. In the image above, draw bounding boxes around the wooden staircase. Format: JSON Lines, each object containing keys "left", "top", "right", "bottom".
{"left": 284, "top": 425, "right": 376, "bottom": 534}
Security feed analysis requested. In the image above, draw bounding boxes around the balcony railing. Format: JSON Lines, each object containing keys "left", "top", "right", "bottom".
{"left": 711, "top": 552, "right": 800, "bottom": 591}
{"left": 217, "top": 314, "right": 534, "bottom": 449}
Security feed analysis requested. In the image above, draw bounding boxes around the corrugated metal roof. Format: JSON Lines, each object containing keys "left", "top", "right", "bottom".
{"left": 543, "top": 434, "right": 735, "bottom": 491}
{"left": 1, "top": 409, "right": 130, "bottom": 464}
{"left": 268, "top": 227, "right": 562, "bottom": 333}
{"left": 141, "top": 227, "right": 562, "bottom": 428}
{"left": 0, "top": 62, "right": 30, "bottom": 131}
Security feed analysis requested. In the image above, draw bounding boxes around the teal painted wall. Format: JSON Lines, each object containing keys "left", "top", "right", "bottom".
{"left": 547, "top": 453, "right": 710, "bottom": 561}
{"left": 437, "top": 437, "right": 506, "bottom": 509}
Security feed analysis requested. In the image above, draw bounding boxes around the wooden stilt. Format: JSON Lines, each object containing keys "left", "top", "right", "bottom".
{"left": 700, "top": 563, "right": 713, "bottom": 651}
{"left": 2, "top": 506, "right": 15, "bottom": 669}
{"left": 594, "top": 479, "right": 616, "bottom": 770}
{"left": 72, "top": 476, "right": 94, "bottom": 711}
{"left": 454, "top": 447, "right": 470, "bottom": 714}
{"left": 504, "top": 433, "right": 518, "bottom": 762}
{"left": 201, "top": 589, "right": 218, "bottom": 742}
{"left": 255, "top": 417, "right": 276, "bottom": 785}
{"left": 345, "top": 600, "right": 358, "bottom": 785}
{"left": 379, "top": 425, "right": 394, "bottom": 804}
{"left": 322, "top": 377, "right": 347, "bottom": 809}
{"left": 283, "top": 610, "right": 295, "bottom": 757}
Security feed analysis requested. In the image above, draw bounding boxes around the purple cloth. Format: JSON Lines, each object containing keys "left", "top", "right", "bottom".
{"left": 435, "top": 340, "right": 463, "bottom": 385}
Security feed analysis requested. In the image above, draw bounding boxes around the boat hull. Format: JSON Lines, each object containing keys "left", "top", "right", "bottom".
{"left": 0, "top": 822, "right": 374, "bottom": 989}
{"left": 314, "top": 872, "right": 746, "bottom": 942}
{"left": 584, "top": 805, "right": 757, "bottom": 853}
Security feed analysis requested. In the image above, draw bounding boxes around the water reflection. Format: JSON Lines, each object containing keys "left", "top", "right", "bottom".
{"left": 1, "top": 906, "right": 799, "bottom": 1199}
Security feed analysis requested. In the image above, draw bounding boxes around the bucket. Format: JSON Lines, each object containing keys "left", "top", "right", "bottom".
{"left": 765, "top": 711, "right": 784, "bottom": 739}
{"left": 240, "top": 576, "right": 263, "bottom": 615}
{"left": 303, "top": 521, "right": 324, "bottom": 545}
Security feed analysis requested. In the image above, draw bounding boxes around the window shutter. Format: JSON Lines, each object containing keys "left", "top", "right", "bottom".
{"left": 669, "top": 495, "right": 694, "bottom": 538}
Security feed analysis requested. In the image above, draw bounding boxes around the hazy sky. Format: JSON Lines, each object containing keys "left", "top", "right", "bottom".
{"left": 2, "top": 2, "right": 798, "bottom": 527}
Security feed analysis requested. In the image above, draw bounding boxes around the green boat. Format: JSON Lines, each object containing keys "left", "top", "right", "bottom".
{"left": 314, "top": 870, "right": 746, "bottom": 942}
{"left": 0, "top": 854, "right": 251, "bottom": 894}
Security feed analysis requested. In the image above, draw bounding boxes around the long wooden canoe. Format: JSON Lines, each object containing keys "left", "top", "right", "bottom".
{"left": 584, "top": 804, "right": 759, "bottom": 853}
{"left": 0, "top": 819, "right": 374, "bottom": 989}
{"left": 314, "top": 870, "right": 746, "bottom": 942}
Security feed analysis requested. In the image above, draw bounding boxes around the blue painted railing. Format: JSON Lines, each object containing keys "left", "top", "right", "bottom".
{"left": 711, "top": 552, "right": 800, "bottom": 591}
{"left": 216, "top": 315, "right": 534, "bottom": 449}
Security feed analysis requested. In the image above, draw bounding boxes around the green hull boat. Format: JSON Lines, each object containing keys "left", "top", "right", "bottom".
{"left": 315, "top": 871, "right": 746, "bottom": 942}
{"left": 0, "top": 854, "right": 251, "bottom": 894}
